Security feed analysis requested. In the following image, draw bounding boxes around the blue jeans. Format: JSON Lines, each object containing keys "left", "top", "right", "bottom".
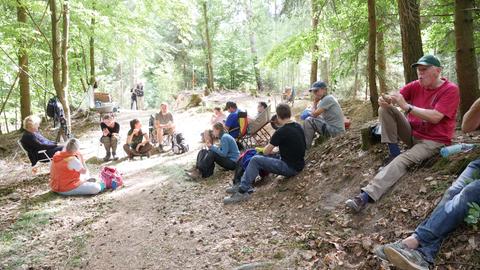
{"left": 414, "top": 159, "right": 480, "bottom": 263}
{"left": 239, "top": 155, "right": 298, "bottom": 192}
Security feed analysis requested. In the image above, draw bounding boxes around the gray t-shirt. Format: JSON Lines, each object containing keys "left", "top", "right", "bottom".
{"left": 316, "top": 95, "right": 345, "bottom": 134}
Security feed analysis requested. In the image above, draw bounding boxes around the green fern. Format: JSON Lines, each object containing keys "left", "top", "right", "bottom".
{"left": 465, "top": 202, "right": 480, "bottom": 230}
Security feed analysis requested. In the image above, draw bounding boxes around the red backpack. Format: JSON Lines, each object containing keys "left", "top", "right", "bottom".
{"left": 100, "top": 166, "right": 123, "bottom": 190}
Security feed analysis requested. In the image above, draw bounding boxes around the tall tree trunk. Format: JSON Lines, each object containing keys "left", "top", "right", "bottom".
{"left": 201, "top": 1, "right": 214, "bottom": 93}
{"left": 377, "top": 22, "right": 387, "bottom": 94}
{"left": 367, "top": 0, "right": 379, "bottom": 116}
{"left": 353, "top": 53, "right": 359, "bottom": 99}
{"left": 320, "top": 57, "right": 328, "bottom": 83}
{"left": 243, "top": 0, "right": 264, "bottom": 92}
{"left": 397, "top": 0, "right": 423, "bottom": 84}
{"left": 454, "top": 0, "right": 479, "bottom": 117}
{"left": 89, "top": 16, "right": 95, "bottom": 85}
{"left": 310, "top": 0, "right": 320, "bottom": 85}
{"left": 49, "top": 0, "right": 71, "bottom": 128}
{"left": 17, "top": 0, "right": 31, "bottom": 128}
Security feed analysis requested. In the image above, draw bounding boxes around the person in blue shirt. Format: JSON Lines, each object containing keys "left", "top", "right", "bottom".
{"left": 224, "top": 101, "right": 240, "bottom": 139}
{"left": 187, "top": 122, "right": 240, "bottom": 179}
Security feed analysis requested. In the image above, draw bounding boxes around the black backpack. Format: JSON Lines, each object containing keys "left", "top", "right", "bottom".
{"left": 196, "top": 149, "right": 214, "bottom": 178}
{"left": 172, "top": 133, "right": 189, "bottom": 154}
{"left": 46, "top": 97, "right": 64, "bottom": 119}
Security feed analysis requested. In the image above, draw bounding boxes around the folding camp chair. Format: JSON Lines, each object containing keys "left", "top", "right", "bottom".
{"left": 238, "top": 106, "right": 272, "bottom": 148}
{"left": 17, "top": 140, "right": 52, "bottom": 174}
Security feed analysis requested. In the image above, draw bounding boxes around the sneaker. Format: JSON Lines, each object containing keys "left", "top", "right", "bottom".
{"left": 223, "top": 191, "right": 251, "bottom": 205}
{"left": 158, "top": 145, "right": 164, "bottom": 153}
{"left": 226, "top": 184, "right": 240, "bottom": 194}
{"left": 112, "top": 152, "right": 119, "bottom": 161}
{"left": 345, "top": 195, "right": 367, "bottom": 213}
{"left": 384, "top": 243, "right": 430, "bottom": 270}
{"left": 103, "top": 153, "right": 111, "bottom": 162}
{"left": 374, "top": 241, "right": 405, "bottom": 261}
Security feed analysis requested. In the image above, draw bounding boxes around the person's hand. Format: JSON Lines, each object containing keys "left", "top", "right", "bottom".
{"left": 390, "top": 93, "right": 408, "bottom": 110}
{"left": 103, "top": 129, "right": 109, "bottom": 137}
{"left": 133, "top": 128, "right": 140, "bottom": 135}
{"left": 112, "top": 133, "right": 119, "bottom": 138}
{"left": 378, "top": 94, "right": 393, "bottom": 108}
{"left": 79, "top": 167, "right": 87, "bottom": 174}
{"left": 136, "top": 144, "right": 142, "bottom": 152}
{"left": 206, "top": 141, "right": 212, "bottom": 148}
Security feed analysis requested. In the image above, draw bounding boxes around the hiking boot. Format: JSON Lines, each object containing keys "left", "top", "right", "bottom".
{"left": 112, "top": 152, "right": 119, "bottom": 161}
{"left": 158, "top": 144, "right": 164, "bottom": 153}
{"left": 103, "top": 152, "right": 111, "bottom": 162}
{"left": 186, "top": 169, "right": 201, "bottom": 180}
{"left": 345, "top": 195, "right": 367, "bottom": 213}
{"left": 223, "top": 191, "right": 251, "bottom": 205}
{"left": 384, "top": 244, "right": 429, "bottom": 270}
{"left": 374, "top": 240, "right": 405, "bottom": 261}
{"left": 226, "top": 184, "right": 240, "bottom": 194}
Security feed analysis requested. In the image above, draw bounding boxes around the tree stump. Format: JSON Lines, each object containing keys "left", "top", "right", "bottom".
{"left": 361, "top": 121, "right": 380, "bottom": 150}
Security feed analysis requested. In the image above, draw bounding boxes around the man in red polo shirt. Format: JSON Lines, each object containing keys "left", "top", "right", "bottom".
{"left": 346, "top": 55, "right": 460, "bottom": 212}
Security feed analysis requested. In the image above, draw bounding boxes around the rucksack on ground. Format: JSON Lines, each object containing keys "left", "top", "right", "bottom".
{"left": 172, "top": 133, "right": 189, "bottom": 154}
{"left": 100, "top": 166, "right": 123, "bottom": 190}
{"left": 196, "top": 149, "right": 214, "bottom": 178}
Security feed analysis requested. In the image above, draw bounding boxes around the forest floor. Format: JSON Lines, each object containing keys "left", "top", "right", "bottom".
{"left": 0, "top": 91, "right": 479, "bottom": 270}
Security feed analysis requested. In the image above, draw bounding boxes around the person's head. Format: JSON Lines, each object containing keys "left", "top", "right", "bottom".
{"left": 102, "top": 114, "right": 115, "bottom": 126}
{"left": 212, "top": 122, "right": 225, "bottom": 138}
{"left": 23, "top": 115, "right": 41, "bottom": 132}
{"left": 257, "top": 102, "right": 268, "bottom": 114}
{"left": 224, "top": 101, "right": 237, "bottom": 113}
{"left": 160, "top": 102, "right": 168, "bottom": 113}
{"left": 130, "top": 119, "right": 141, "bottom": 130}
{"left": 309, "top": 81, "right": 328, "bottom": 99}
{"left": 275, "top": 103, "right": 292, "bottom": 125}
{"left": 65, "top": 138, "right": 80, "bottom": 153}
{"left": 411, "top": 55, "right": 443, "bottom": 89}
{"left": 213, "top": 107, "right": 223, "bottom": 116}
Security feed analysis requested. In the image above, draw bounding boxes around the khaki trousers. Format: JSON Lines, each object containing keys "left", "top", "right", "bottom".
{"left": 362, "top": 106, "right": 444, "bottom": 201}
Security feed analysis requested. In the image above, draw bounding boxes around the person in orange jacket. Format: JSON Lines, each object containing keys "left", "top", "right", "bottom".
{"left": 50, "top": 138, "right": 105, "bottom": 195}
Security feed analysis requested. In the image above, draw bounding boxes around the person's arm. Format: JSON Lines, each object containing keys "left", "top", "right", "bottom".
{"left": 126, "top": 131, "right": 134, "bottom": 144}
{"left": 111, "top": 123, "right": 120, "bottom": 137}
{"left": 210, "top": 135, "right": 229, "bottom": 157}
{"left": 391, "top": 93, "right": 445, "bottom": 124}
{"left": 462, "top": 98, "right": 480, "bottom": 133}
{"left": 67, "top": 157, "right": 87, "bottom": 174}
{"left": 263, "top": 143, "right": 275, "bottom": 155}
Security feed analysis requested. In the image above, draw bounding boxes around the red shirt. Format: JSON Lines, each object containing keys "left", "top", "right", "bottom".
{"left": 400, "top": 78, "right": 459, "bottom": 145}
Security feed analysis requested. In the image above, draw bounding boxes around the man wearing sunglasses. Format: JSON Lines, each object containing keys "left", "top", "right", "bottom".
{"left": 346, "top": 55, "right": 460, "bottom": 213}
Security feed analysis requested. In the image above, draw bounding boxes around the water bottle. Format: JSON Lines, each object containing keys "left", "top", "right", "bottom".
{"left": 111, "top": 180, "right": 117, "bottom": 190}
{"left": 440, "top": 143, "right": 476, "bottom": 157}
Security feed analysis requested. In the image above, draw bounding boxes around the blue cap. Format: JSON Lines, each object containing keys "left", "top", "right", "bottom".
{"left": 309, "top": 81, "right": 327, "bottom": 92}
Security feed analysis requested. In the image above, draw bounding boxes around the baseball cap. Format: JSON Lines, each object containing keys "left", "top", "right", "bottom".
{"left": 309, "top": 81, "right": 327, "bottom": 92}
{"left": 411, "top": 55, "right": 442, "bottom": 68}
{"left": 224, "top": 101, "right": 237, "bottom": 111}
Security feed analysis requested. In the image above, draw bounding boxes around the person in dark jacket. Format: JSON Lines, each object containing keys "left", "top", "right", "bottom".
{"left": 20, "top": 115, "right": 63, "bottom": 166}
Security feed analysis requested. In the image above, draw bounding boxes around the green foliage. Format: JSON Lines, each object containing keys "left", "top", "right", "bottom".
{"left": 465, "top": 202, "right": 480, "bottom": 229}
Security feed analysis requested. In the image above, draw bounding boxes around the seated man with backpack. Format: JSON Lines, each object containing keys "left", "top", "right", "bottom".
{"left": 187, "top": 123, "right": 240, "bottom": 179}
{"left": 223, "top": 103, "right": 306, "bottom": 204}
{"left": 21, "top": 115, "right": 63, "bottom": 166}
{"left": 100, "top": 114, "right": 120, "bottom": 161}
{"left": 154, "top": 102, "right": 176, "bottom": 152}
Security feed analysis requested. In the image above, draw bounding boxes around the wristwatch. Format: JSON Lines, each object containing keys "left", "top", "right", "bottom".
{"left": 406, "top": 104, "right": 414, "bottom": 114}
